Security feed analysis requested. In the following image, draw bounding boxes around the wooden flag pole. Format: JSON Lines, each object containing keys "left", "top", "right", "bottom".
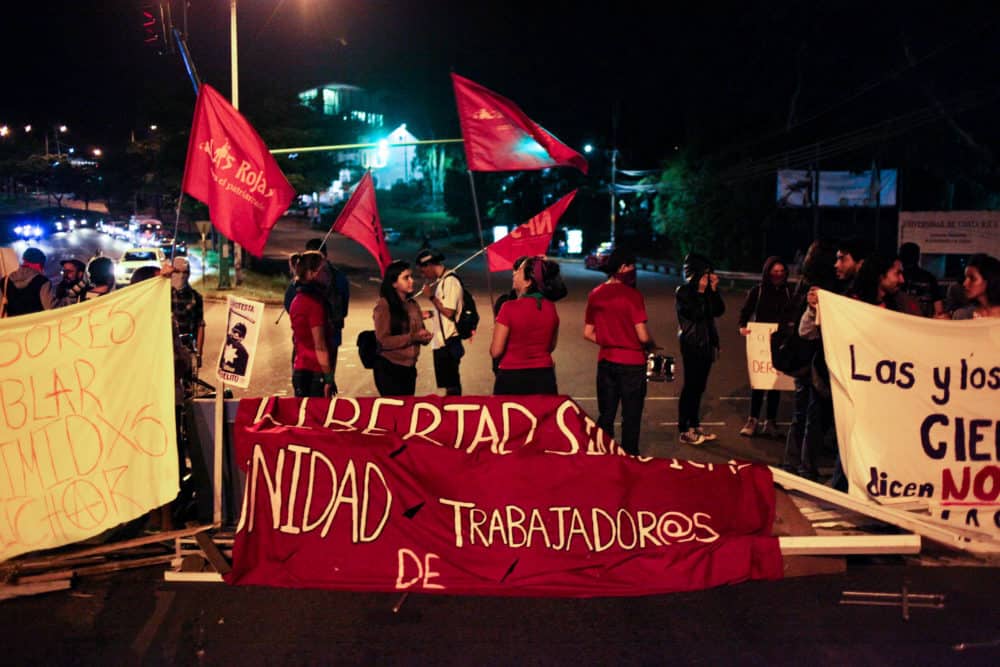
{"left": 465, "top": 170, "right": 495, "bottom": 308}
{"left": 213, "top": 381, "right": 225, "bottom": 527}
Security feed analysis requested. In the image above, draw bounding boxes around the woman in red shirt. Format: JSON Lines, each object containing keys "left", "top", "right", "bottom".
{"left": 289, "top": 251, "right": 334, "bottom": 397}
{"left": 490, "top": 256, "right": 565, "bottom": 395}
{"left": 373, "top": 260, "right": 433, "bottom": 396}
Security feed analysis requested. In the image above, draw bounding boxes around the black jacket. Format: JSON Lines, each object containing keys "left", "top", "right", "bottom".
{"left": 738, "top": 256, "right": 793, "bottom": 326}
{"left": 675, "top": 283, "right": 725, "bottom": 354}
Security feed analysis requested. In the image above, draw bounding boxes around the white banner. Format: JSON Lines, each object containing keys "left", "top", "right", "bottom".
{"left": 897, "top": 211, "right": 1000, "bottom": 257}
{"left": 216, "top": 296, "right": 264, "bottom": 389}
{"left": 818, "top": 290, "right": 1000, "bottom": 537}
{"left": 0, "top": 279, "right": 178, "bottom": 561}
{"left": 745, "top": 323, "right": 795, "bottom": 391}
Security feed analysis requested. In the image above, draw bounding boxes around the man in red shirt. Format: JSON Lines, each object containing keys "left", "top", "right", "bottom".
{"left": 583, "top": 247, "right": 656, "bottom": 455}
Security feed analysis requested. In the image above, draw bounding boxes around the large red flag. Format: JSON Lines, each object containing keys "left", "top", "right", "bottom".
{"left": 181, "top": 85, "right": 295, "bottom": 257}
{"left": 451, "top": 73, "right": 588, "bottom": 174}
{"left": 487, "top": 190, "right": 578, "bottom": 272}
{"left": 331, "top": 172, "right": 391, "bottom": 276}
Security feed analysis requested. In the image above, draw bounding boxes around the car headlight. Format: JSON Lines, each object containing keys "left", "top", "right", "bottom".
{"left": 14, "top": 225, "right": 24, "bottom": 235}
{"left": 32, "top": 226, "right": 42, "bottom": 237}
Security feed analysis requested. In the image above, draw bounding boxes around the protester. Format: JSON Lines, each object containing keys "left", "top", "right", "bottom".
{"left": 583, "top": 247, "right": 656, "bottom": 456}
{"left": 170, "top": 256, "right": 206, "bottom": 369}
{"left": 490, "top": 256, "right": 564, "bottom": 395}
{"left": 416, "top": 249, "right": 464, "bottom": 396}
{"left": 373, "top": 259, "right": 433, "bottom": 396}
{"left": 1, "top": 247, "right": 52, "bottom": 316}
{"left": 675, "top": 252, "right": 725, "bottom": 446}
{"left": 288, "top": 251, "right": 335, "bottom": 398}
{"left": 283, "top": 238, "right": 349, "bottom": 393}
{"left": 951, "top": 253, "right": 1000, "bottom": 319}
{"left": 53, "top": 257, "right": 87, "bottom": 307}
{"left": 781, "top": 239, "right": 838, "bottom": 480}
{"left": 898, "top": 241, "right": 943, "bottom": 317}
{"left": 84, "top": 256, "right": 117, "bottom": 299}
{"left": 737, "top": 256, "right": 792, "bottom": 438}
{"left": 491, "top": 256, "right": 526, "bottom": 375}
{"left": 850, "top": 253, "right": 907, "bottom": 310}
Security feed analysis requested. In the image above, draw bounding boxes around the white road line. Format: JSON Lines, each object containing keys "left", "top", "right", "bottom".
{"left": 660, "top": 421, "right": 727, "bottom": 426}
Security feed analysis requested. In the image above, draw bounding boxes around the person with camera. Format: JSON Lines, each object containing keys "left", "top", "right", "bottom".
{"left": 53, "top": 257, "right": 88, "bottom": 307}
{"left": 675, "top": 252, "right": 725, "bottom": 446}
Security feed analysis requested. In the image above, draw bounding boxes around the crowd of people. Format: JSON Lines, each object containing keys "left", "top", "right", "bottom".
{"left": 5, "top": 237, "right": 999, "bottom": 493}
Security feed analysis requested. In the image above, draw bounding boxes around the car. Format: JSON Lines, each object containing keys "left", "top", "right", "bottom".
{"left": 69, "top": 212, "right": 103, "bottom": 231}
{"left": 133, "top": 220, "right": 163, "bottom": 244}
{"left": 159, "top": 236, "right": 188, "bottom": 258}
{"left": 383, "top": 227, "right": 402, "bottom": 244}
{"left": 104, "top": 219, "right": 132, "bottom": 241}
{"left": 584, "top": 242, "right": 614, "bottom": 271}
{"left": 116, "top": 247, "right": 166, "bottom": 283}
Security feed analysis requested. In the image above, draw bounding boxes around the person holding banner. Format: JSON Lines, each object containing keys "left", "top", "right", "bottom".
{"left": 373, "top": 260, "right": 434, "bottom": 396}
{"left": 951, "top": 253, "right": 1000, "bottom": 319}
{"left": 675, "top": 253, "right": 725, "bottom": 446}
{"left": 490, "top": 256, "right": 565, "bottom": 395}
{"left": 737, "top": 256, "right": 792, "bottom": 438}
{"left": 289, "top": 252, "right": 336, "bottom": 398}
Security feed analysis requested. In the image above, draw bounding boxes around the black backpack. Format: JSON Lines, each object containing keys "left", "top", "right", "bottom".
{"left": 357, "top": 330, "right": 379, "bottom": 369}
{"left": 448, "top": 274, "right": 479, "bottom": 340}
{"left": 769, "top": 281, "right": 816, "bottom": 378}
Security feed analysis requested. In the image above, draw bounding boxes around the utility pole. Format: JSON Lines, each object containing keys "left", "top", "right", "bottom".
{"left": 609, "top": 148, "right": 618, "bottom": 244}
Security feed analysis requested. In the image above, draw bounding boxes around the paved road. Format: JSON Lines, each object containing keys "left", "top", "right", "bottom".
{"left": 200, "top": 218, "right": 803, "bottom": 471}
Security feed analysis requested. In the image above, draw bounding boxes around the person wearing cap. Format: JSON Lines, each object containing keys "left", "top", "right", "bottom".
{"left": 1, "top": 247, "right": 53, "bottom": 317}
{"left": 53, "top": 257, "right": 88, "bottom": 308}
{"left": 416, "top": 248, "right": 464, "bottom": 396}
{"left": 675, "top": 252, "right": 725, "bottom": 446}
{"left": 583, "top": 247, "right": 656, "bottom": 456}
{"left": 170, "top": 256, "right": 206, "bottom": 367}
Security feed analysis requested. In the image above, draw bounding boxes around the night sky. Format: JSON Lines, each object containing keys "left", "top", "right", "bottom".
{"left": 3, "top": 2, "right": 999, "bottom": 170}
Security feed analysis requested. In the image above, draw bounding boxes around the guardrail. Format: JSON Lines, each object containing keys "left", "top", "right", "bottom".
{"left": 635, "top": 256, "right": 762, "bottom": 285}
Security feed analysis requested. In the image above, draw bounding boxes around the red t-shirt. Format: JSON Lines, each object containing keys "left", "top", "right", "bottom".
{"left": 290, "top": 292, "right": 326, "bottom": 372}
{"left": 584, "top": 282, "right": 648, "bottom": 365}
{"left": 496, "top": 297, "right": 558, "bottom": 370}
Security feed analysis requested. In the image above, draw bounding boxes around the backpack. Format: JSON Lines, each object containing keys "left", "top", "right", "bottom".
{"left": 447, "top": 274, "right": 479, "bottom": 340}
{"left": 769, "top": 282, "right": 816, "bottom": 378}
{"left": 357, "top": 330, "right": 379, "bottom": 369}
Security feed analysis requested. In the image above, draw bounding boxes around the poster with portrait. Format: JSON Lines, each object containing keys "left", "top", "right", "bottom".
{"left": 216, "top": 295, "right": 264, "bottom": 389}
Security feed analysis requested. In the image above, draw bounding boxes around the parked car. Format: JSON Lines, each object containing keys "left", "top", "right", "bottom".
{"left": 584, "top": 242, "right": 614, "bottom": 271}
{"left": 116, "top": 247, "right": 166, "bottom": 283}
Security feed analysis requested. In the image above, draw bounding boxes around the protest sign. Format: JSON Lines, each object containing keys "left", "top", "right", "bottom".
{"left": 0, "top": 279, "right": 178, "bottom": 561}
{"left": 745, "top": 323, "right": 795, "bottom": 391}
{"left": 818, "top": 290, "right": 1000, "bottom": 537}
{"left": 216, "top": 296, "right": 264, "bottom": 389}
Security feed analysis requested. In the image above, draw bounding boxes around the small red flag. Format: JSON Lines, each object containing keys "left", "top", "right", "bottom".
{"left": 181, "top": 85, "right": 295, "bottom": 258}
{"left": 331, "top": 172, "right": 391, "bottom": 276}
{"left": 451, "top": 73, "right": 588, "bottom": 174}
{"left": 487, "top": 190, "right": 578, "bottom": 272}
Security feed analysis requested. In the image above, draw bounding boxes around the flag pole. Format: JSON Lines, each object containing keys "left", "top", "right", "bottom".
{"left": 466, "top": 170, "right": 495, "bottom": 308}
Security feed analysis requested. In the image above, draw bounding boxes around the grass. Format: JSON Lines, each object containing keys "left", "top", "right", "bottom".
{"left": 190, "top": 251, "right": 290, "bottom": 303}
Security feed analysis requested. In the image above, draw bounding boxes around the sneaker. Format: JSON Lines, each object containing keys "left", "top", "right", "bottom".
{"left": 694, "top": 427, "right": 718, "bottom": 442}
{"left": 759, "top": 419, "right": 781, "bottom": 439}
{"left": 739, "top": 417, "right": 758, "bottom": 437}
{"left": 679, "top": 428, "right": 706, "bottom": 446}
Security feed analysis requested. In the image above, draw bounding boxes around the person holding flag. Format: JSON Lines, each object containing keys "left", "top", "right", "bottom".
{"left": 417, "top": 249, "right": 465, "bottom": 396}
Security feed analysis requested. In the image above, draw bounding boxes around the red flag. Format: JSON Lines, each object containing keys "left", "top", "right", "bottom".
{"left": 331, "top": 172, "right": 391, "bottom": 276}
{"left": 181, "top": 85, "right": 295, "bottom": 258}
{"left": 451, "top": 73, "right": 588, "bottom": 174}
{"left": 487, "top": 190, "right": 578, "bottom": 272}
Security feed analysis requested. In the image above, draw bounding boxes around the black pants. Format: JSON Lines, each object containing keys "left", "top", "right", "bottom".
{"left": 678, "top": 348, "right": 714, "bottom": 433}
{"left": 750, "top": 389, "right": 780, "bottom": 420}
{"left": 292, "top": 369, "right": 325, "bottom": 397}
{"left": 596, "top": 360, "right": 647, "bottom": 456}
{"left": 373, "top": 356, "right": 417, "bottom": 396}
{"left": 432, "top": 346, "right": 462, "bottom": 395}
{"left": 493, "top": 367, "right": 558, "bottom": 395}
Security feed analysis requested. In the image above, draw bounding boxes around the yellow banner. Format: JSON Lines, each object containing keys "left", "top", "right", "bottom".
{"left": 0, "top": 279, "right": 178, "bottom": 561}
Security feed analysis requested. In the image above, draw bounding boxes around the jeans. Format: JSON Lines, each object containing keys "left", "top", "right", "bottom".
{"left": 596, "top": 360, "right": 647, "bottom": 456}
{"left": 782, "top": 377, "right": 811, "bottom": 472}
{"left": 292, "top": 369, "right": 325, "bottom": 398}
{"left": 678, "top": 348, "right": 713, "bottom": 433}
{"left": 799, "top": 387, "right": 834, "bottom": 480}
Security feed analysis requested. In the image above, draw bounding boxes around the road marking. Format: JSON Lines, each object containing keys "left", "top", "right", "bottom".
{"left": 660, "top": 421, "right": 726, "bottom": 426}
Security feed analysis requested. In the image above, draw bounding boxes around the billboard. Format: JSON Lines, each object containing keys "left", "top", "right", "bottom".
{"left": 898, "top": 211, "right": 1000, "bottom": 257}
{"left": 776, "top": 169, "right": 897, "bottom": 208}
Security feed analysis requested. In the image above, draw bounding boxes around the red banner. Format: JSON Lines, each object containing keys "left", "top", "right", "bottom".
{"left": 452, "top": 73, "right": 588, "bottom": 174}
{"left": 487, "top": 190, "right": 577, "bottom": 271}
{"left": 225, "top": 397, "right": 783, "bottom": 596}
{"left": 181, "top": 84, "right": 295, "bottom": 257}
{"left": 331, "top": 172, "right": 391, "bottom": 276}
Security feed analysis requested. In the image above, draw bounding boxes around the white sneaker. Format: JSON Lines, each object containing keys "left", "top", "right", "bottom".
{"left": 694, "top": 427, "right": 718, "bottom": 442}
{"left": 679, "top": 428, "right": 705, "bottom": 446}
{"left": 739, "top": 417, "right": 758, "bottom": 437}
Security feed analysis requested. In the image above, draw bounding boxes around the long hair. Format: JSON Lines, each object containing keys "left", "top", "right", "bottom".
{"left": 800, "top": 238, "right": 838, "bottom": 291}
{"left": 380, "top": 260, "right": 412, "bottom": 335}
{"left": 967, "top": 253, "right": 1000, "bottom": 306}
{"left": 292, "top": 251, "right": 325, "bottom": 282}
{"left": 523, "top": 256, "right": 567, "bottom": 302}
{"left": 851, "top": 253, "right": 898, "bottom": 305}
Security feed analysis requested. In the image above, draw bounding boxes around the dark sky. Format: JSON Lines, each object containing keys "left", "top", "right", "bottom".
{"left": 3, "top": 2, "right": 999, "bottom": 169}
